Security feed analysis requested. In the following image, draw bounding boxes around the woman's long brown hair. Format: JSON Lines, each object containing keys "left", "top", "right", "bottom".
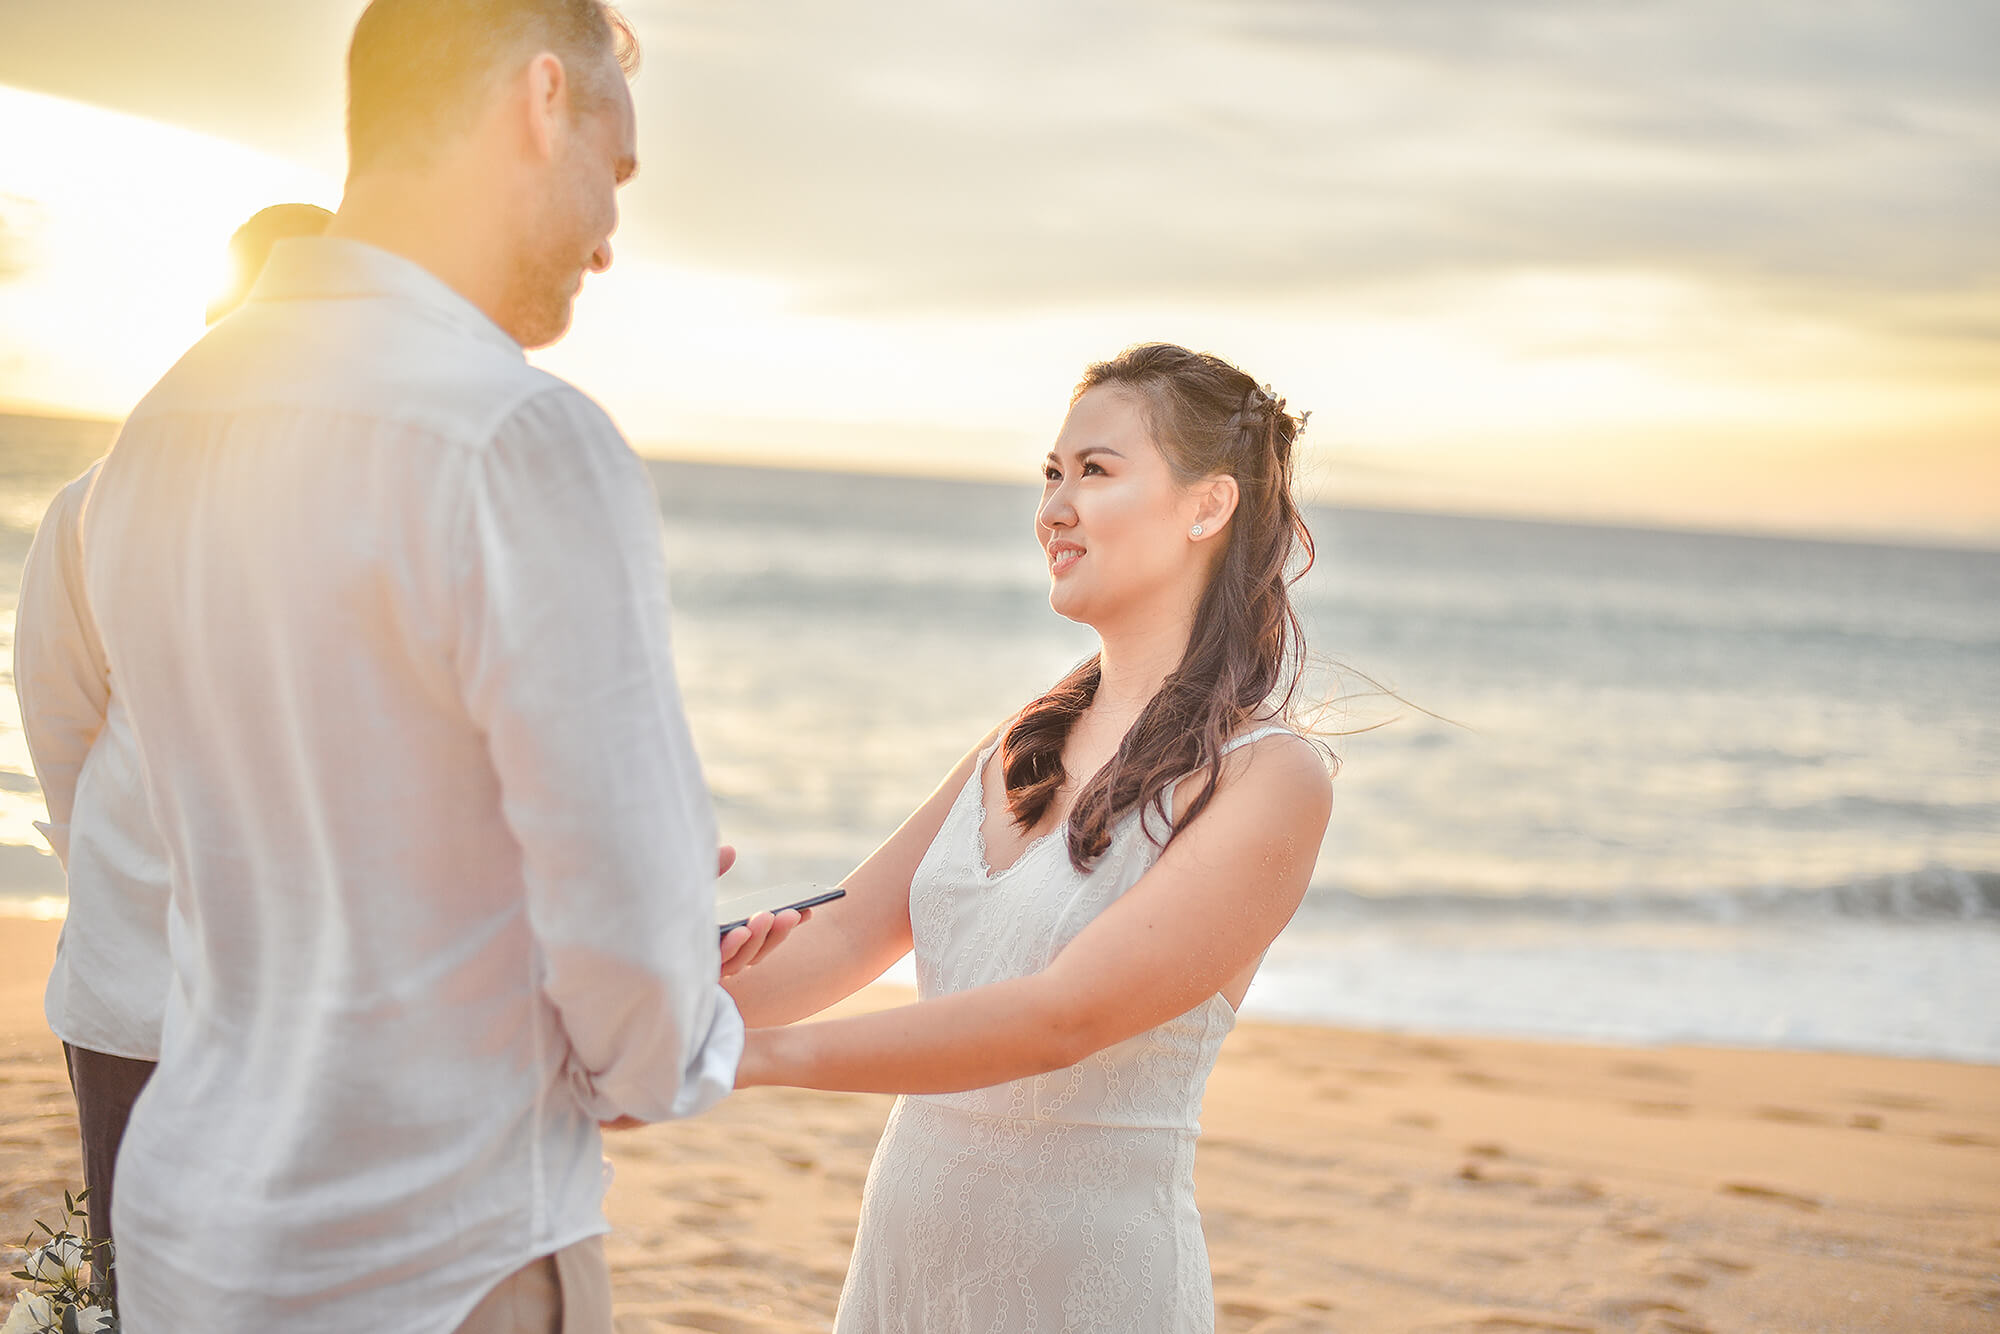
{"left": 1002, "top": 343, "right": 1315, "bottom": 870}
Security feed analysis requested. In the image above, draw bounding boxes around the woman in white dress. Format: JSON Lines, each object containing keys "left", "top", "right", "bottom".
{"left": 722, "top": 342, "right": 1334, "bottom": 1332}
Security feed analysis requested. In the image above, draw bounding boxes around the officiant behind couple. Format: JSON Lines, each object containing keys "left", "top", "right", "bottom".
{"left": 23, "top": 1, "right": 1333, "bottom": 1331}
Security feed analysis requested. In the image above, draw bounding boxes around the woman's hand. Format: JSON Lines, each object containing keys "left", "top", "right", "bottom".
{"left": 713, "top": 840, "right": 811, "bottom": 978}
{"left": 720, "top": 906, "right": 809, "bottom": 978}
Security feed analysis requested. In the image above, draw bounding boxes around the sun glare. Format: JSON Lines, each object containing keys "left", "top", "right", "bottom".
{"left": 0, "top": 85, "right": 335, "bottom": 417}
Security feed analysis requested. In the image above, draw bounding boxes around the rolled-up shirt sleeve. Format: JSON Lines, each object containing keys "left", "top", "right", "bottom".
{"left": 14, "top": 465, "right": 111, "bottom": 867}
{"left": 452, "top": 388, "right": 741, "bottom": 1122}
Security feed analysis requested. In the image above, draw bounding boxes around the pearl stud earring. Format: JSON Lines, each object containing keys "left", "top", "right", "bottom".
{"left": 1190, "top": 523, "right": 1204, "bottom": 538}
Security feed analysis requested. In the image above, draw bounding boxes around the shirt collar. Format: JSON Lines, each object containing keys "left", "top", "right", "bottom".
{"left": 245, "top": 236, "right": 523, "bottom": 358}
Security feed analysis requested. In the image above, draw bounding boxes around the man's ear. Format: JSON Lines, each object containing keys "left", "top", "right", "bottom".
{"left": 1190, "top": 474, "right": 1240, "bottom": 541}
{"left": 520, "top": 52, "right": 568, "bottom": 160}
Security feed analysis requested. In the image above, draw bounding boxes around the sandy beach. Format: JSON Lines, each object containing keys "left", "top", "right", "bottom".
{"left": 1, "top": 916, "right": 1995, "bottom": 1333}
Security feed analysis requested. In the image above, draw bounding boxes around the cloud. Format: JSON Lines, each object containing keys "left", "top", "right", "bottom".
{"left": 2, "top": 0, "right": 1994, "bottom": 334}
{"left": 0, "top": 0, "right": 357, "bottom": 169}
{"left": 594, "top": 0, "right": 2000, "bottom": 342}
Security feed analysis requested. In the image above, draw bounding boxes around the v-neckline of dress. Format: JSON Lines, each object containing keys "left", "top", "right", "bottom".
{"left": 965, "top": 739, "right": 1071, "bottom": 880}
{"left": 961, "top": 736, "right": 1189, "bottom": 880}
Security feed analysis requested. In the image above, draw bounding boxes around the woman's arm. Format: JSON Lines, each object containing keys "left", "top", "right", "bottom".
{"left": 721, "top": 726, "right": 1003, "bottom": 1027}
{"left": 735, "top": 733, "right": 1332, "bottom": 1093}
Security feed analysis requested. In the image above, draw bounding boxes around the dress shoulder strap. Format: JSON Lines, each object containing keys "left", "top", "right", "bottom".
{"left": 1158, "top": 722, "right": 1301, "bottom": 822}
{"left": 1217, "top": 722, "right": 1298, "bottom": 757}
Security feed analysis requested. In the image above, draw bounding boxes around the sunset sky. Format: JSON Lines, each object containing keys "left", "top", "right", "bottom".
{"left": 1, "top": 1, "right": 1995, "bottom": 544}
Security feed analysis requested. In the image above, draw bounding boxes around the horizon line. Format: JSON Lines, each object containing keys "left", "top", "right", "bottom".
{"left": 629, "top": 443, "right": 2000, "bottom": 559}
{"left": 2, "top": 403, "right": 1993, "bottom": 557}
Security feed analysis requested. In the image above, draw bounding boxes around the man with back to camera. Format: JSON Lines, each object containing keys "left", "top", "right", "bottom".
{"left": 75, "top": 2, "right": 802, "bottom": 1328}
{"left": 13, "top": 199, "right": 330, "bottom": 1294}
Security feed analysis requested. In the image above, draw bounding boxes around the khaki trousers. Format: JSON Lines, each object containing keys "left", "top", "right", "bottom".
{"left": 452, "top": 1234, "right": 613, "bottom": 1334}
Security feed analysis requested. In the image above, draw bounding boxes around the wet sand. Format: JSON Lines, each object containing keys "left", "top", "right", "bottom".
{"left": 2, "top": 916, "right": 1995, "bottom": 1332}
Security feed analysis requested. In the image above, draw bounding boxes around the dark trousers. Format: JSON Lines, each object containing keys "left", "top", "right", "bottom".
{"left": 61, "top": 1042, "right": 156, "bottom": 1293}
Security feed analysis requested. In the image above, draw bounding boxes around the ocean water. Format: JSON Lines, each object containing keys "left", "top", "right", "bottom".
{"left": 4, "top": 411, "right": 1997, "bottom": 1061}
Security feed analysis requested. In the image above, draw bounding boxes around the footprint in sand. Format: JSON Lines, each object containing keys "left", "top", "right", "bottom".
{"left": 1637, "top": 1316, "right": 1714, "bottom": 1334}
{"left": 1461, "top": 1313, "right": 1596, "bottom": 1332}
{"left": 1849, "top": 1089, "right": 1937, "bottom": 1112}
{"left": 1693, "top": 1251, "right": 1754, "bottom": 1276}
{"left": 1629, "top": 1100, "right": 1693, "bottom": 1117}
{"left": 1751, "top": 1105, "right": 1830, "bottom": 1126}
{"left": 1611, "top": 1059, "right": 1693, "bottom": 1085}
{"left": 1609, "top": 1218, "right": 1670, "bottom": 1243}
{"left": 656, "top": 1303, "right": 792, "bottom": 1334}
{"left": 1937, "top": 1284, "right": 2000, "bottom": 1310}
{"left": 686, "top": 1246, "right": 763, "bottom": 1270}
{"left": 1533, "top": 1177, "right": 1607, "bottom": 1206}
{"left": 1463, "top": 1142, "right": 1507, "bottom": 1159}
{"left": 1593, "top": 1295, "right": 1709, "bottom": 1331}
{"left": 1404, "top": 1039, "right": 1470, "bottom": 1062}
{"left": 1449, "top": 1069, "right": 1509, "bottom": 1090}
{"left": 1934, "top": 1130, "right": 2000, "bottom": 1149}
{"left": 1347, "top": 1067, "right": 1409, "bottom": 1085}
{"left": 1218, "top": 1298, "right": 1277, "bottom": 1322}
{"left": 1391, "top": 1111, "right": 1438, "bottom": 1130}
{"left": 1457, "top": 1247, "right": 1528, "bottom": 1269}
{"left": 1848, "top": 1112, "right": 1884, "bottom": 1130}
{"left": 1457, "top": 1160, "right": 1539, "bottom": 1188}
{"left": 1718, "top": 1181, "right": 1821, "bottom": 1211}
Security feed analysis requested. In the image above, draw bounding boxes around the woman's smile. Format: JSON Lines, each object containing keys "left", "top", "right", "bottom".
{"left": 1048, "top": 539, "right": 1086, "bottom": 576}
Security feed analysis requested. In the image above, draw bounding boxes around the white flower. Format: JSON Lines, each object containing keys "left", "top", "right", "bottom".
{"left": 0, "top": 1292, "right": 55, "bottom": 1334}
{"left": 68, "top": 1306, "right": 114, "bottom": 1334}
{"left": 26, "top": 1236, "right": 83, "bottom": 1285}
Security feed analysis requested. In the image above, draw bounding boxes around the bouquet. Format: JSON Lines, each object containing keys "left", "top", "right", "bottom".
{"left": 3, "top": 1191, "right": 115, "bottom": 1334}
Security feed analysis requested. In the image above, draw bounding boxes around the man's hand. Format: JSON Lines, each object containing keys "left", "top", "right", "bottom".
{"left": 598, "top": 842, "right": 789, "bottom": 1132}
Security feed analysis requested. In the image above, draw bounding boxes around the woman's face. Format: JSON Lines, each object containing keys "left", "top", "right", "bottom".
{"left": 1036, "top": 385, "right": 1210, "bottom": 630}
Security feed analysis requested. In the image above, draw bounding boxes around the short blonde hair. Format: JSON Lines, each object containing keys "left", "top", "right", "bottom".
{"left": 345, "top": 0, "right": 639, "bottom": 171}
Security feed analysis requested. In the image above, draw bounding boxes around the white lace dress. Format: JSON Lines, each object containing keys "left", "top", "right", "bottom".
{"left": 833, "top": 726, "right": 1293, "bottom": 1334}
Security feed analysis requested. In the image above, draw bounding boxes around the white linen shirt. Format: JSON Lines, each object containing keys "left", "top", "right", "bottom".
{"left": 79, "top": 236, "right": 742, "bottom": 1334}
{"left": 14, "top": 462, "right": 173, "bottom": 1061}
